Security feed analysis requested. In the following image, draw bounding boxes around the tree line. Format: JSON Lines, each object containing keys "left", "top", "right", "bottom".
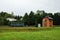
{"left": 0, "top": 10, "right": 60, "bottom": 26}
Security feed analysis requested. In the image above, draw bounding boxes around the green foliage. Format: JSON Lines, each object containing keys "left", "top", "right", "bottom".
{"left": 0, "top": 10, "right": 60, "bottom": 26}
{"left": 28, "top": 11, "right": 35, "bottom": 26}
{"left": 14, "top": 16, "right": 22, "bottom": 22}
{"left": 22, "top": 10, "right": 47, "bottom": 26}
{"left": 23, "top": 13, "right": 29, "bottom": 25}
{"left": 53, "top": 13, "right": 60, "bottom": 25}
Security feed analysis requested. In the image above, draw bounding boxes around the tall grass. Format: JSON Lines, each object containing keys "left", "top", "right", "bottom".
{"left": 0, "top": 26, "right": 54, "bottom": 32}
{"left": 0, "top": 27, "right": 60, "bottom": 40}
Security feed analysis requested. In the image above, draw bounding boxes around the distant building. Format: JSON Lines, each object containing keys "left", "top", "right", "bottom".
{"left": 6, "top": 18, "right": 17, "bottom": 21}
{"left": 42, "top": 16, "right": 53, "bottom": 27}
{"left": 6, "top": 18, "right": 24, "bottom": 27}
{"left": 9, "top": 22, "right": 24, "bottom": 27}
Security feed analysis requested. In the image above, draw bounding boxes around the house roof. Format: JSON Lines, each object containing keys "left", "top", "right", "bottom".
{"left": 6, "top": 18, "right": 17, "bottom": 21}
{"left": 44, "top": 16, "right": 53, "bottom": 20}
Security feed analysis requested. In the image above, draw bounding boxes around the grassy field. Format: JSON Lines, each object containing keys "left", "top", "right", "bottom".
{"left": 0, "top": 27, "right": 60, "bottom": 40}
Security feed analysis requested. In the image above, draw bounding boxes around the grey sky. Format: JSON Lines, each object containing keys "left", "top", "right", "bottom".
{"left": 0, "top": 0, "right": 60, "bottom": 16}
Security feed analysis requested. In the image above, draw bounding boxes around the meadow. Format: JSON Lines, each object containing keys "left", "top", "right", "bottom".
{"left": 0, "top": 26, "right": 60, "bottom": 40}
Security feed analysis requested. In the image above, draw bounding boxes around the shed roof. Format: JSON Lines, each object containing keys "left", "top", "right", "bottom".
{"left": 44, "top": 16, "right": 53, "bottom": 20}
{"left": 6, "top": 18, "right": 17, "bottom": 21}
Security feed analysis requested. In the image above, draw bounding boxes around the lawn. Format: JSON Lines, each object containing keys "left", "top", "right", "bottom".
{"left": 0, "top": 27, "right": 60, "bottom": 40}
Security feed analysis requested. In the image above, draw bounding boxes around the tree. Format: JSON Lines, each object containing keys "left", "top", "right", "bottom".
{"left": 47, "top": 13, "right": 53, "bottom": 18}
{"left": 53, "top": 13, "right": 60, "bottom": 25}
{"left": 35, "top": 13, "right": 41, "bottom": 27}
{"left": 28, "top": 11, "right": 35, "bottom": 26}
{"left": 35, "top": 10, "right": 44, "bottom": 27}
{"left": 0, "top": 12, "right": 9, "bottom": 25}
{"left": 23, "top": 13, "right": 29, "bottom": 26}
{"left": 14, "top": 15, "right": 22, "bottom": 22}
{"left": 40, "top": 10, "right": 47, "bottom": 18}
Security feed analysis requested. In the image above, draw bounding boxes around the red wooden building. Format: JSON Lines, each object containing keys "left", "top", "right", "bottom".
{"left": 42, "top": 16, "right": 53, "bottom": 27}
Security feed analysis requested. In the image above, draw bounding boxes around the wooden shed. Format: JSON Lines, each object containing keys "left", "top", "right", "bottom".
{"left": 42, "top": 16, "right": 53, "bottom": 27}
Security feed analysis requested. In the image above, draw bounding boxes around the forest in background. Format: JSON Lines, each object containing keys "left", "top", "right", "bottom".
{"left": 0, "top": 10, "right": 60, "bottom": 27}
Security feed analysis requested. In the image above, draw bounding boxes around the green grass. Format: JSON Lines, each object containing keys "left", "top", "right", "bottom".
{"left": 0, "top": 27, "right": 60, "bottom": 40}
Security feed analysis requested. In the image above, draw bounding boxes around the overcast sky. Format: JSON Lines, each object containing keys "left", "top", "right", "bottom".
{"left": 0, "top": 0, "right": 60, "bottom": 16}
